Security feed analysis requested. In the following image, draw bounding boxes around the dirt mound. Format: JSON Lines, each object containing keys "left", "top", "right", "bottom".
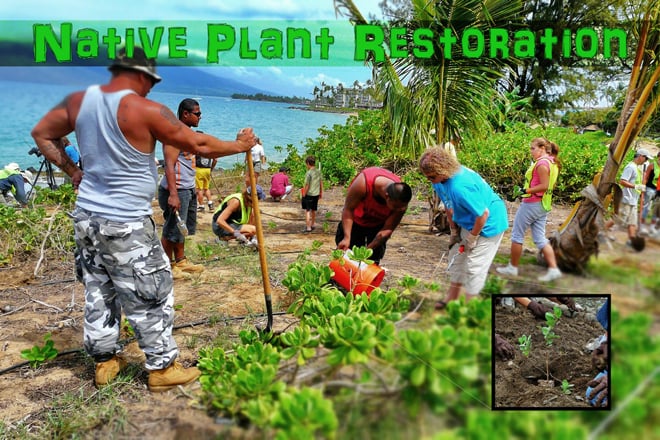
{"left": 494, "top": 299, "right": 607, "bottom": 408}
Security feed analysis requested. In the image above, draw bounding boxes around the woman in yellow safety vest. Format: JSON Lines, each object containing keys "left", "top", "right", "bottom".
{"left": 497, "top": 137, "right": 562, "bottom": 282}
{"left": 211, "top": 189, "right": 257, "bottom": 246}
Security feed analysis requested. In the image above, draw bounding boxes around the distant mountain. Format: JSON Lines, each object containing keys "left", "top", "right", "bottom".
{"left": 0, "top": 66, "right": 270, "bottom": 97}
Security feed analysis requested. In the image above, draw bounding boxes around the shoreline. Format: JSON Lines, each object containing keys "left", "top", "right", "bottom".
{"left": 287, "top": 105, "right": 359, "bottom": 116}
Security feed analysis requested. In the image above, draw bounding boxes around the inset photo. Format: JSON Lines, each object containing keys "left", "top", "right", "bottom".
{"left": 492, "top": 295, "right": 610, "bottom": 410}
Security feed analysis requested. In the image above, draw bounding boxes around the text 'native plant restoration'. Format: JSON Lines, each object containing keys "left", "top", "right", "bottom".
{"left": 31, "top": 22, "right": 628, "bottom": 65}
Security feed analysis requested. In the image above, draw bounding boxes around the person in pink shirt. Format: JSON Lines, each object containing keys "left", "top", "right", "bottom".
{"left": 270, "top": 166, "right": 293, "bottom": 202}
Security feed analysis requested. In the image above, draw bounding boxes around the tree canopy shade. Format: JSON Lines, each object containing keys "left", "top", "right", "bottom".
{"left": 374, "top": 0, "right": 631, "bottom": 115}
{"left": 334, "top": 0, "right": 523, "bottom": 160}
{"left": 508, "top": 0, "right": 630, "bottom": 113}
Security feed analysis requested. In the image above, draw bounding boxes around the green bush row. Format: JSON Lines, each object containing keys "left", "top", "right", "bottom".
{"left": 195, "top": 249, "right": 660, "bottom": 439}
{"left": 459, "top": 124, "right": 611, "bottom": 203}
{"left": 278, "top": 113, "right": 613, "bottom": 206}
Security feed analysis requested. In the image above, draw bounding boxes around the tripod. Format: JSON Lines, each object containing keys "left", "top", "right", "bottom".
{"left": 26, "top": 158, "right": 58, "bottom": 200}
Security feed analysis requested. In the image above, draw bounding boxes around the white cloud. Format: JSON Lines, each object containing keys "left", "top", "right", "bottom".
{"left": 267, "top": 66, "right": 283, "bottom": 76}
{"left": 230, "top": 66, "right": 259, "bottom": 78}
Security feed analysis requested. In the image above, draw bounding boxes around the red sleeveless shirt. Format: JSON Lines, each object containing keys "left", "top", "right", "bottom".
{"left": 352, "top": 167, "right": 401, "bottom": 227}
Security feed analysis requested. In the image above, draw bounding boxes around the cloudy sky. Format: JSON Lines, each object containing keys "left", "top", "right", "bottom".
{"left": 2, "top": 0, "right": 384, "bottom": 96}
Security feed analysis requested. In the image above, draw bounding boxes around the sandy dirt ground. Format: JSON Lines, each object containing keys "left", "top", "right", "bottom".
{"left": 1, "top": 172, "right": 659, "bottom": 438}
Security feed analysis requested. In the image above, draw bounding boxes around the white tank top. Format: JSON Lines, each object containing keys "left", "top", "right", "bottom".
{"left": 75, "top": 85, "right": 158, "bottom": 222}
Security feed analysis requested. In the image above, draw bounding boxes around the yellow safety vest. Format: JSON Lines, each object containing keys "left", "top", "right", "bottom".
{"left": 523, "top": 157, "right": 559, "bottom": 212}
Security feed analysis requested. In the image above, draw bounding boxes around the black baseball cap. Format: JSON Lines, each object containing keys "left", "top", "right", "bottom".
{"left": 109, "top": 46, "right": 161, "bottom": 84}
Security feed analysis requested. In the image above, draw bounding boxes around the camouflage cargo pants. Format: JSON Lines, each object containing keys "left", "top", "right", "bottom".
{"left": 70, "top": 207, "right": 178, "bottom": 370}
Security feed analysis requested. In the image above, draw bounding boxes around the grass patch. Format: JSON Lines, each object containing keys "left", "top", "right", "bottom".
{"left": 5, "top": 380, "right": 135, "bottom": 439}
{"left": 585, "top": 258, "right": 659, "bottom": 296}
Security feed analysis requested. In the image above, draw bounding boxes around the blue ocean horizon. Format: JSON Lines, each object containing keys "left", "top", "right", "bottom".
{"left": 0, "top": 79, "right": 348, "bottom": 172}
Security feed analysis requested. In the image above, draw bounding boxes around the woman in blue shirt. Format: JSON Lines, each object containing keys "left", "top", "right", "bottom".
{"left": 420, "top": 147, "right": 508, "bottom": 309}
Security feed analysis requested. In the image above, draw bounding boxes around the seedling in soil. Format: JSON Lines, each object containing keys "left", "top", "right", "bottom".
{"left": 541, "top": 306, "right": 562, "bottom": 346}
{"left": 519, "top": 306, "right": 563, "bottom": 385}
{"left": 518, "top": 334, "right": 532, "bottom": 357}
{"left": 561, "top": 379, "right": 574, "bottom": 394}
{"left": 539, "top": 306, "right": 562, "bottom": 382}
{"left": 20, "top": 333, "right": 58, "bottom": 368}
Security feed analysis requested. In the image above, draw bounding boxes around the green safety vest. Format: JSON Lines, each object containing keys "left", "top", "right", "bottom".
{"left": 0, "top": 168, "right": 20, "bottom": 180}
{"left": 523, "top": 157, "right": 559, "bottom": 212}
{"left": 215, "top": 192, "right": 251, "bottom": 225}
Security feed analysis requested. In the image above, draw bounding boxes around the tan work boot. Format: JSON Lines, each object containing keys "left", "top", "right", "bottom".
{"left": 170, "top": 264, "right": 190, "bottom": 280}
{"left": 95, "top": 355, "right": 127, "bottom": 387}
{"left": 148, "top": 361, "right": 201, "bottom": 392}
{"left": 174, "top": 257, "right": 204, "bottom": 273}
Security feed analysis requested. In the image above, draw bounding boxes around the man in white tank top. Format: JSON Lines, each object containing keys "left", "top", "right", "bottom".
{"left": 31, "top": 47, "right": 256, "bottom": 392}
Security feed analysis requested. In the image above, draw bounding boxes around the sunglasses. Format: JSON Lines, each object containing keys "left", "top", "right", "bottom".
{"left": 190, "top": 111, "right": 202, "bottom": 117}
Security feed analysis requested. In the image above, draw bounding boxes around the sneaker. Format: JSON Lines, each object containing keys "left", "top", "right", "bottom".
{"left": 197, "top": 206, "right": 205, "bottom": 212}
{"left": 208, "top": 202, "right": 214, "bottom": 211}
{"left": 95, "top": 355, "right": 127, "bottom": 387}
{"left": 496, "top": 263, "right": 519, "bottom": 277}
{"left": 147, "top": 361, "right": 201, "bottom": 393}
{"left": 174, "top": 257, "right": 204, "bottom": 273}
{"left": 538, "top": 268, "right": 562, "bottom": 282}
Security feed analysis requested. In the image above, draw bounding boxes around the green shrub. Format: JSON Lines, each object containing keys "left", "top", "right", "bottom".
{"left": 460, "top": 124, "right": 610, "bottom": 203}
{"left": 279, "top": 110, "right": 392, "bottom": 188}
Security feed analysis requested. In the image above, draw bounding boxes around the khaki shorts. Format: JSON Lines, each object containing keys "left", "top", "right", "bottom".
{"left": 617, "top": 203, "right": 638, "bottom": 227}
{"left": 447, "top": 230, "right": 504, "bottom": 295}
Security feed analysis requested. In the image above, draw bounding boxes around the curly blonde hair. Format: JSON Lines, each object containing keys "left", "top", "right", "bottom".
{"left": 419, "top": 147, "right": 461, "bottom": 179}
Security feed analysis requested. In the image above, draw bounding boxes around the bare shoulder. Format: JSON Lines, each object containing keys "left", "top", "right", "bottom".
{"left": 348, "top": 172, "right": 367, "bottom": 192}
{"left": 223, "top": 197, "right": 240, "bottom": 213}
{"left": 63, "top": 90, "right": 85, "bottom": 108}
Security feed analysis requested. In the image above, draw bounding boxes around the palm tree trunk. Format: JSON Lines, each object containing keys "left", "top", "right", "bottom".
{"left": 553, "top": 8, "right": 659, "bottom": 272}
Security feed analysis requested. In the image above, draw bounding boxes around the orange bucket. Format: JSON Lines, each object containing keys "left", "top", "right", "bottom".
{"left": 329, "top": 251, "right": 385, "bottom": 296}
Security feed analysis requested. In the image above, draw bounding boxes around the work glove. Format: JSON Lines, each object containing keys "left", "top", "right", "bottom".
{"left": 527, "top": 300, "right": 553, "bottom": 319}
{"left": 495, "top": 333, "right": 515, "bottom": 360}
{"left": 461, "top": 233, "right": 479, "bottom": 252}
{"left": 556, "top": 296, "right": 580, "bottom": 312}
{"left": 635, "top": 184, "right": 646, "bottom": 192}
{"left": 448, "top": 227, "right": 461, "bottom": 250}
{"left": 586, "top": 372, "right": 608, "bottom": 407}
{"left": 233, "top": 230, "right": 248, "bottom": 243}
{"left": 591, "top": 339, "right": 609, "bottom": 372}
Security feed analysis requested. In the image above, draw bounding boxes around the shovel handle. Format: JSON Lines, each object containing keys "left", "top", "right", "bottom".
{"left": 246, "top": 151, "right": 273, "bottom": 331}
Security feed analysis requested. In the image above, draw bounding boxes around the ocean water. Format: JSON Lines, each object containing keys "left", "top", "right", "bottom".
{"left": 0, "top": 80, "right": 348, "bottom": 171}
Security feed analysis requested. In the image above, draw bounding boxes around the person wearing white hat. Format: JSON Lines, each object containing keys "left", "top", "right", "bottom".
{"left": 0, "top": 163, "right": 28, "bottom": 206}
{"left": 20, "top": 169, "right": 34, "bottom": 199}
{"left": 618, "top": 148, "right": 651, "bottom": 245}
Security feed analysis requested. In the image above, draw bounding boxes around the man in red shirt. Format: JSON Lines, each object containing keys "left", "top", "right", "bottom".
{"left": 335, "top": 167, "right": 412, "bottom": 264}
